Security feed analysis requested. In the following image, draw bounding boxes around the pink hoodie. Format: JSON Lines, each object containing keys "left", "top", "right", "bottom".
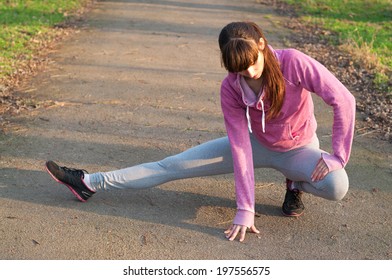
{"left": 220, "top": 47, "right": 356, "bottom": 227}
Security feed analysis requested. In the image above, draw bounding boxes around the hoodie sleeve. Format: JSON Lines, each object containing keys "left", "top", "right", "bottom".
{"left": 220, "top": 77, "right": 255, "bottom": 228}
{"left": 284, "top": 49, "right": 356, "bottom": 171}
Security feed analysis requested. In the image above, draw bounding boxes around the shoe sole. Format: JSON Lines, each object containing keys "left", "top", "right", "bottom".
{"left": 282, "top": 210, "right": 304, "bottom": 217}
{"left": 45, "top": 164, "right": 87, "bottom": 202}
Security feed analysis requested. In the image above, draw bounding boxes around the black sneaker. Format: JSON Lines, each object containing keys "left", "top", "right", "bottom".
{"left": 45, "top": 160, "right": 95, "bottom": 202}
{"left": 282, "top": 179, "right": 304, "bottom": 217}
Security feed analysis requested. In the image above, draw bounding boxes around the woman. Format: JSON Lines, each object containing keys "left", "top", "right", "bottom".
{"left": 46, "top": 21, "right": 355, "bottom": 242}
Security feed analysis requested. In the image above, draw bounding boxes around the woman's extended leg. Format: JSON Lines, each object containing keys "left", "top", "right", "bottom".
{"left": 88, "top": 136, "right": 235, "bottom": 191}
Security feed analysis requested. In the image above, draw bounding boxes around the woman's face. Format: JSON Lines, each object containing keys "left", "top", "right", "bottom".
{"left": 239, "top": 51, "right": 265, "bottom": 80}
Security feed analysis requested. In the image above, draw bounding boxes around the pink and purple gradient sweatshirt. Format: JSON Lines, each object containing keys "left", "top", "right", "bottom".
{"left": 220, "top": 47, "right": 356, "bottom": 228}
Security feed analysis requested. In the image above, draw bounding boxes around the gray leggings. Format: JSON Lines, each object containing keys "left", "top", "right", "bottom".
{"left": 89, "top": 134, "right": 349, "bottom": 201}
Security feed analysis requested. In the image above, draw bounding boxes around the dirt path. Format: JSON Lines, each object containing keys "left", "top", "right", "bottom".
{"left": 0, "top": 0, "right": 391, "bottom": 260}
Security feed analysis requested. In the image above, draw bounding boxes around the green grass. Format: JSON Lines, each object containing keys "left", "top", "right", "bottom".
{"left": 0, "top": 0, "right": 89, "bottom": 78}
{"left": 281, "top": 0, "right": 391, "bottom": 86}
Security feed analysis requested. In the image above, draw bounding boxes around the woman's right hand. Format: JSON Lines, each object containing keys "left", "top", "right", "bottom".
{"left": 224, "top": 224, "right": 260, "bottom": 242}
{"left": 311, "top": 157, "right": 330, "bottom": 182}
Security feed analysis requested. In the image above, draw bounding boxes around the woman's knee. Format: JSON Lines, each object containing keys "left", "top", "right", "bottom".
{"left": 322, "top": 169, "right": 349, "bottom": 201}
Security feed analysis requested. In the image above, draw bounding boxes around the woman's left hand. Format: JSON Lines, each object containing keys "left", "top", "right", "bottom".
{"left": 224, "top": 224, "right": 260, "bottom": 242}
{"left": 311, "top": 157, "right": 329, "bottom": 182}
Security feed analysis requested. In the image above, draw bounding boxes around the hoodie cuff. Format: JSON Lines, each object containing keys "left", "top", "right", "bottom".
{"left": 321, "top": 153, "right": 344, "bottom": 172}
{"left": 233, "top": 209, "right": 255, "bottom": 228}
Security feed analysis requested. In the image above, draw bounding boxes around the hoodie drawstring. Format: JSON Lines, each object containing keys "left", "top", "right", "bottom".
{"left": 246, "top": 99, "right": 266, "bottom": 134}
{"left": 246, "top": 106, "right": 252, "bottom": 133}
{"left": 260, "top": 99, "right": 266, "bottom": 133}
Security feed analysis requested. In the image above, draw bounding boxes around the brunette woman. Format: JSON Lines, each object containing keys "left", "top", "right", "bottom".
{"left": 46, "top": 21, "right": 355, "bottom": 242}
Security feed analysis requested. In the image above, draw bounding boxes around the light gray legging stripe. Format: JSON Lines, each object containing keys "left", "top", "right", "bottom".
{"left": 88, "top": 134, "right": 349, "bottom": 201}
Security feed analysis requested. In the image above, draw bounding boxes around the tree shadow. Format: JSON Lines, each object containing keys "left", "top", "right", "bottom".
{"left": 0, "top": 167, "right": 283, "bottom": 240}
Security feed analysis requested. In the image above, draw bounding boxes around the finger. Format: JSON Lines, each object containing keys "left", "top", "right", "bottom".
{"left": 311, "top": 158, "right": 322, "bottom": 179}
{"left": 228, "top": 225, "right": 240, "bottom": 241}
{"left": 239, "top": 226, "right": 247, "bottom": 242}
{"left": 312, "top": 164, "right": 329, "bottom": 181}
{"left": 224, "top": 224, "right": 235, "bottom": 238}
{"left": 228, "top": 225, "right": 241, "bottom": 241}
{"left": 311, "top": 158, "right": 327, "bottom": 181}
{"left": 312, "top": 169, "right": 324, "bottom": 181}
{"left": 317, "top": 161, "right": 329, "bottom": 180}
{"left": 224, "top": 225, "right": 233, "bottom": 235}
{"left": 311, "top": 167, "right": 322, "bottom": 181}
{"left": 250, "top": 225, "right": 260, "bottom": 234}
{"left": 318, "top": 167, "right": 329, "bottom": 181}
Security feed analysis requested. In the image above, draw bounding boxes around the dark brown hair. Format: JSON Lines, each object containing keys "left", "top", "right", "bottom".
{"left": 218, "top": 22, "right": 285, "bottom": 120}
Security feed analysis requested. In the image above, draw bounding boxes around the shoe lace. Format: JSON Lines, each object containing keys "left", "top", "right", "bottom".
{"left": 60, "top": 166, "right": 88, "bottom": 178}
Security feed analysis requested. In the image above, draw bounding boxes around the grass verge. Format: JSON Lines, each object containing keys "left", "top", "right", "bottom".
{"left": 0, "top": 0, "right": 92, "bottom": 85}
{"left": 279, "top": 0, "right": 391, "bottom": 90}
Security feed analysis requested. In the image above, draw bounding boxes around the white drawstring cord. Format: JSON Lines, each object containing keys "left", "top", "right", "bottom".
{"left": 246, "top": 101, "right": 266, "bottom": 134}
{"left": 246, "top": 106, "right": 252, "bottom": 133}
{"left": 260, "top": 99, "right": 266, "bottom": 133}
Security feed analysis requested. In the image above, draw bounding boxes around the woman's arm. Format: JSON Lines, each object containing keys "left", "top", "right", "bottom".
{"left": 286, "top": 49, "right": 356, "bottom": 172}
{"left": 220, "top": 78, "right": 259, "bottom": 241}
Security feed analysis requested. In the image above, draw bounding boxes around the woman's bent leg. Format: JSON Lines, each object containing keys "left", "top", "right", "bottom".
{"left": 273, "top": 144, "right": 349, "bottom": 201}
{"left": 250, "top": 134, "right": 349, "bottom": 201}
{"left": 89, "top": 137, "right": 235, "bottom": 191}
